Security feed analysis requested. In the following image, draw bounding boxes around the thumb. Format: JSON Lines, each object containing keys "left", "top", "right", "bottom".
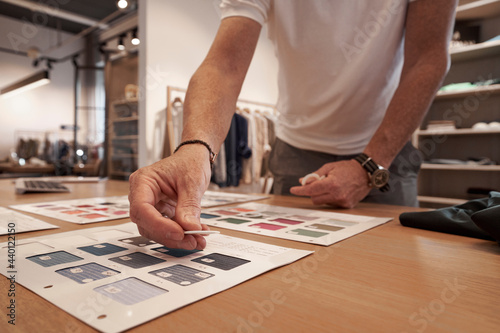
{"left": 174, "top": 186, "right": 204, "bottom": 231}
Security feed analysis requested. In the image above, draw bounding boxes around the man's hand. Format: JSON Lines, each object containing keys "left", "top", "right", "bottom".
{"left": 290, "top": 159, "right": 371, "bottom": 208}
{"left": 128, "top": 145, "right": 212, "bottom": 250}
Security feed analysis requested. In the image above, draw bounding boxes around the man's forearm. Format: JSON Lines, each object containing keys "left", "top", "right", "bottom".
{"left": 180, "top": 64, "right": 243, "bottom": 154}
{"left": 179, "top": 16, "right": 262, "bottom": 155}
{"left": 364, "top": 0, "right": 457, "bottom": 168}
{"left": 364, "top": 57, "right": 449, "bottom": 168}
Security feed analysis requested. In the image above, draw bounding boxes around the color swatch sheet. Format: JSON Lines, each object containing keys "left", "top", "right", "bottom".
{"left": 10, "top": 196, "right": 130, "bottom": 224}
{"left": 201, "top": 203, "right": 393, "bottom": 246}
{"left": 9, "top": 192, "right": 267, "bottom": 225}
{"left": 0, "top": 207, "right": 58, "bottom": 235}
{"left": 0, "top": 222, "right": 312, "bottom": 333}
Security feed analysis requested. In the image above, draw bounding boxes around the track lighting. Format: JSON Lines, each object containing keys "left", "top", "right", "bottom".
{"left": 131, "top": 29, "right": 140, "bottom": 46}
{"left": 117, "top": 0, "right": 128, "bottom": 9}
{"left": 0, "top": 70, "right": 50, "bottom": 98}
{"left": 117, "top": 34, "right": 125, "bottom": 50}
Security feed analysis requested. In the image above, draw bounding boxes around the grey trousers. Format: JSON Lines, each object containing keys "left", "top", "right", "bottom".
{"left": 268, "top": 138, "right": 423, "bottom": 207}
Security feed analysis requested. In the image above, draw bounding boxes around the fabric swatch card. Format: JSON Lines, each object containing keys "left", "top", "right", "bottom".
{"left": 201, "top": 202, "right": 393, "bottom": 246}
{"left": 149, "top": 265, "right": 214, "bottom": 286}
{"left": 0, "top": 222, "right": 312, "bottom": 333}
{"left": 57, "top": 263, "right": 120, "bottom": 284}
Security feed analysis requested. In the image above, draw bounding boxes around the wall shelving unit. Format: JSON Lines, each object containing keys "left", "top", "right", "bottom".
{"left": 415, "top": 0, "right": 500, "bottom": 207}
{"left": 107, "top": 99, "right": 138, "bottom": 179}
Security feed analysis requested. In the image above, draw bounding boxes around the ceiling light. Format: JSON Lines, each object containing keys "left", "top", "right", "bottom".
{"left": 131, "top": 29, "right": 140, "bottom": 46}
{"left": 117, "top": 35, "right": 125, "bottom": 50}
{"left": 117, "top": 0, "right": 128, "bottom": 9}
{"left": 0, "top": 70, "right": 50, "bottom": 99}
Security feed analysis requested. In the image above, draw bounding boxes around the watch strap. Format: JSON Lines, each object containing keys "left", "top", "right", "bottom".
{"left": 355, "top": 153, "right": 379, "bottom": 174}
{"left": 354, "top": 153, "right": 390, "bottom": 192}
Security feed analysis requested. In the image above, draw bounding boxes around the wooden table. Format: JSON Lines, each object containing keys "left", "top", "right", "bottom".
{"left": 0, "top": 179, "right": 499, "bottom": 333}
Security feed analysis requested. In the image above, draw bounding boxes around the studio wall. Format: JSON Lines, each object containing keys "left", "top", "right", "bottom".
{"left": 137, "top": 0, "right": 279, "bottom": 167}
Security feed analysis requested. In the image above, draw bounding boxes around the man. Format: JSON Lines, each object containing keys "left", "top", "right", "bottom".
{"left": 129, "top": 0, "right": 458, "bottom": 250}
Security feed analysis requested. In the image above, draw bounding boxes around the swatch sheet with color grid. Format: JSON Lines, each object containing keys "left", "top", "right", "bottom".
{"left": 9, "top": 192, "right": 267, "bottom": 225}
{"left": 201, "top": 203, "right": 393, "bottom": 246}
{"left": 0, "top": 207, "right": 58, "bottom": 235}
{"left": 0, "top": 222, "right": 312, "bottom": 333}
{"left": 9, "top": 196, "right": 131, "bottom": 224}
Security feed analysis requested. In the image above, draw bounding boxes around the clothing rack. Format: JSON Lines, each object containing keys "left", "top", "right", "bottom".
{"left": 163, "top": 86, "right": 277, "bottom": 193}
{"left": 163, "top": 86, "right": 187, "bottom": 157}
{"left": 163, "top": 85, "right": 277, "bottom": 157}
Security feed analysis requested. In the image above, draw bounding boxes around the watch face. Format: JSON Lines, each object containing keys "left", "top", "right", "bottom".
{"left": 371, "top": 169, "right": 389, "bottom": 188}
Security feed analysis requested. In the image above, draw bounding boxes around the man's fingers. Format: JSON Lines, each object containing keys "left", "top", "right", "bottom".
{"left": 128, "top": 153, "right": 210, "bottom": 250}
{"left": 137, "top": 225, "right": 200, "bottom": 250}
{"left": 290, "top": 178, "right": 329, "bottom": 196}
{"left": 174, "top": 184, "right": 205, "bottom": 231}
{"left": 155, "top": 198, "right": 177, "bottom": 218}
{"left": 132, "top": 203, "right": 185, "bottom": 240}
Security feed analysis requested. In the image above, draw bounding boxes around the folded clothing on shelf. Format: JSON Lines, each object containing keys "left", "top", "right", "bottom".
{"left": 426, "top": 120, "right": 456, "bottom": 131}
{"left": 439, "top": 78, "right": 500, "bottom": 92}
{"left": 472, "top": 121, "right": 500, "bottom": 130}
{"left": 426, "top": 157, "right": 496, "bottom": 165}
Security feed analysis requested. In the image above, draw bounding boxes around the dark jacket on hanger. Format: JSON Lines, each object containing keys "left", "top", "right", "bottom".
{"left": 220, "top": 113, "right": 251, "bottom": 187}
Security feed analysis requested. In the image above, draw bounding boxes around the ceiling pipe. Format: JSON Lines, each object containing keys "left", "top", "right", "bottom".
{"left": 41, "top": 9, "right": 124, "bottom": 56}
{"left": 0, "top": 0, "right": 108, "bottom": 29}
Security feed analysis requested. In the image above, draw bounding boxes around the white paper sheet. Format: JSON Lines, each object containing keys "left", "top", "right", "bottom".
{"left": 0, "top": 222, "right": 312, "bottom": 333}
{"left": 201, "top": 203, "right": 393, "bottom": 246}
{"left": 0, "top": 207, "right": 58, "bottom": 235}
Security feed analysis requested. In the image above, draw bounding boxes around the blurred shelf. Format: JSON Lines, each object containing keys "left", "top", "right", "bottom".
{"left": 113, "top": 116, "right": 139, "bottom": 123}
{"left": 421, "top": 163, "right": 500, "bottom": 171}
{"left": 416, "top": 128, "right": 500, "bottom": 135}
{"left": 450, "top": 39, "right": 500, "bottom": 61}
{"left": 435, "top": 84, "right": 500, "bottom": 99}
{"left": 456, "top": 0, "right": 500, "bottom": 20}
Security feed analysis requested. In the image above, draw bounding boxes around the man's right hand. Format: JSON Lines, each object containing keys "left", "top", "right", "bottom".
{"left": 128, "top": 144, "right": 212, "bottom": 250}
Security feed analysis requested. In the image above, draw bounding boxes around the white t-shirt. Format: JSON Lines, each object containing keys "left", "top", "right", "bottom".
{"left": 220, "top": 0, "right": 417, "bottom": 155}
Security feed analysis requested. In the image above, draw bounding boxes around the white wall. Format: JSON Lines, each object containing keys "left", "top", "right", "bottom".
{"left": 138, "top": 0, "right": 278, "bottom": 167}
{"left": 0, "top": 15, "right": 84, "bottom": 160}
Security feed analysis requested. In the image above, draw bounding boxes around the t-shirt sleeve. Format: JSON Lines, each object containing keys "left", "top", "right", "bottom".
{"left": 219, "top": 0, "right": 271, "bottom": 26}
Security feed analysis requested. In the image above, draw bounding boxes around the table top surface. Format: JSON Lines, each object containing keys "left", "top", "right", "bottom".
{"left": 0, "top": 179, "right": 499, "bottom": 333}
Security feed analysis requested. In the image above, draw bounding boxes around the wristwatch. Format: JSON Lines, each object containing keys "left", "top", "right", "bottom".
{"left": 354, "top": 153, "right": 390, "bottom": 192}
